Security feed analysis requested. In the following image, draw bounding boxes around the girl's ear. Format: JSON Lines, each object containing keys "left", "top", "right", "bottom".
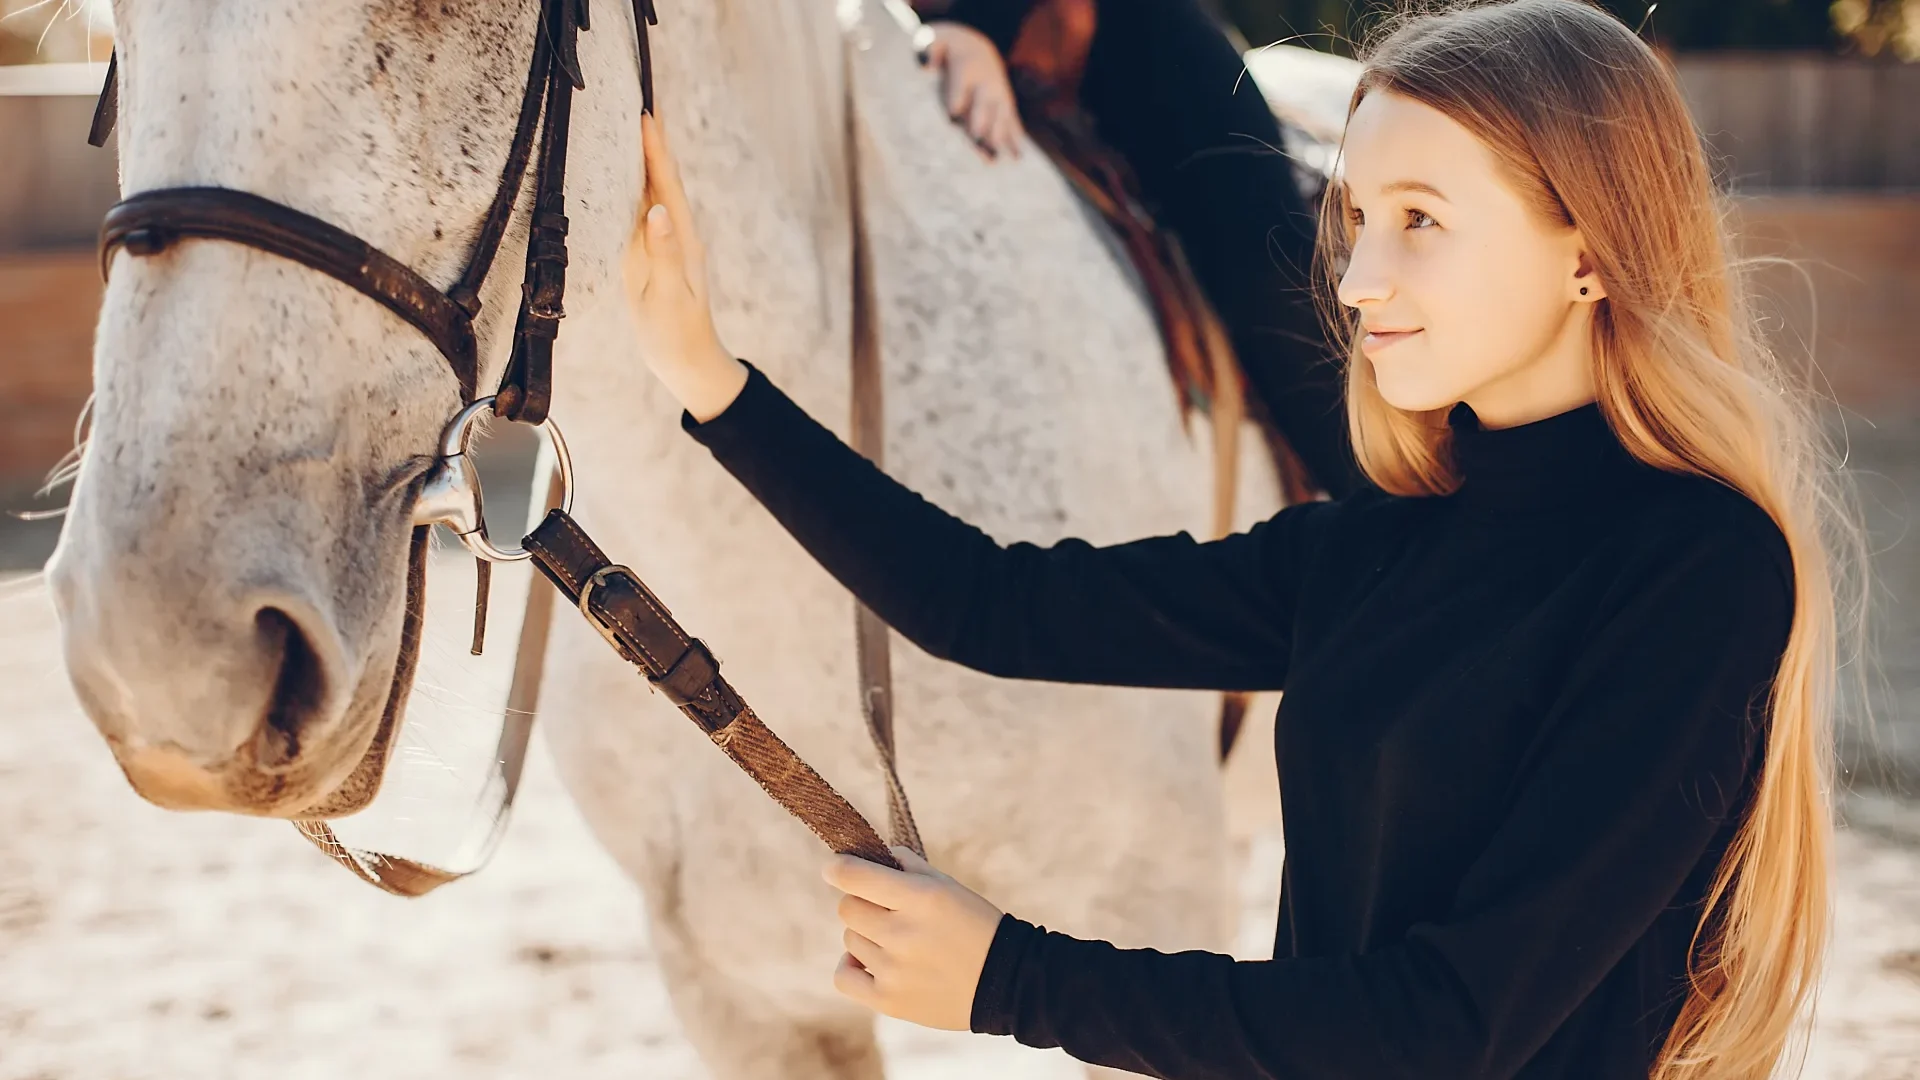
{"left": 1572, "top": 245, "right": 1608, "bottom": 304}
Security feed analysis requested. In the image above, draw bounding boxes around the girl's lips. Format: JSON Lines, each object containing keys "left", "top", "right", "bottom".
{"left": 1361, "top": 328, "right": 1423, "bottom": 354}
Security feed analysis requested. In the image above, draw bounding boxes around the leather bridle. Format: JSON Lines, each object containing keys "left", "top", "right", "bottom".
{"left": 90, "top": 0, "right": 911, "bottom": 895}
{"left": 93, "top": 0, "right": 654, "bottom": 422}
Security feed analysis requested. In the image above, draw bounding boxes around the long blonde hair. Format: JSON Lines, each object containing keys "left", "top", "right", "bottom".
{"left": 1313, "top": 2, "right": 1867, "bottom": 1076}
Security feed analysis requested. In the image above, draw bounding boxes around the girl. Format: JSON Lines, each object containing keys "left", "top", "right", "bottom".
{"left": 623, "top": 1, "right": 1857, "bottom": 1076}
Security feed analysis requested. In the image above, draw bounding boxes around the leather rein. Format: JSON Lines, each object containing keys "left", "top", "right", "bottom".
{"left": 90, "top": 0, "right": 909, "bottom": 895}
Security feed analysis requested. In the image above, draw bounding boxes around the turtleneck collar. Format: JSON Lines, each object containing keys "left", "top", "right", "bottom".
{"left": 1446, "top": 401, "right": 1644, "bottom": 514}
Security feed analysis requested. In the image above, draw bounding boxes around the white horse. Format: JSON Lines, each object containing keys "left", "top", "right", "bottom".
{"left": 47, "top": 1, "right": 1336, "bottom": 1075}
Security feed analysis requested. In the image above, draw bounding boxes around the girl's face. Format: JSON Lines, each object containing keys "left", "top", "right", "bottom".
{"left": 1336, "top": 91, "right": 1606, "bottom": 428}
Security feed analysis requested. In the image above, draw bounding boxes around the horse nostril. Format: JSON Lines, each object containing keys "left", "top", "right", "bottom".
{"left": 254, "top": 606, "right": 327, "bottom": 764}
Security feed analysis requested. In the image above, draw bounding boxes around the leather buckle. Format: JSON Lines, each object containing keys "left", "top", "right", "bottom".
{"left": 576, "top": 564, "right": 636, "bottom": 658}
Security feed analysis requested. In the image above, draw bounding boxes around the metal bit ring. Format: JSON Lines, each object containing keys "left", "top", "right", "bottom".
{"left": 410, "top": 396, "right": 574, "bottom": 562}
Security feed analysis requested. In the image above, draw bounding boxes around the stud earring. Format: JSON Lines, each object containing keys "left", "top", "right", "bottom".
{"left": 1580, "top": 287, "right": 1589, "bottom": 296}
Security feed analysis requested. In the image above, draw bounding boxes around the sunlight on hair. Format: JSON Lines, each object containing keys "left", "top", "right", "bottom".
{"left": 8, "top": 395, "right": 91, "bottom": 523}
{"left": 1636, "top": 3, "right": 1660, "bottom": 37}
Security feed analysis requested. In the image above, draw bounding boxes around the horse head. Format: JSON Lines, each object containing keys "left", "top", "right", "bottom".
{"left": 47, "top": 0, "right": 648, "bottom": 818}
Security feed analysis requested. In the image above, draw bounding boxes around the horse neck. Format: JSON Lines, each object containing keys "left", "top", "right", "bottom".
{"left": 547, "top": 0, "right": 854, "bottom": 401}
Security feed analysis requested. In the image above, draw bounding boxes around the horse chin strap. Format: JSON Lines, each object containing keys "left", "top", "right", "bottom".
{"left": 91, "top": 0, "right": 907, "bottom": 897}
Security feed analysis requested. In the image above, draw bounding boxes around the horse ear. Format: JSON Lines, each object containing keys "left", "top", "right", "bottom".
{"left": 88, "top": 50, "right": 119, "bottom": 148}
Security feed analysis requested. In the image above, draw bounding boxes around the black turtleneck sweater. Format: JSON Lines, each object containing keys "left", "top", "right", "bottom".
{"left": 683, "top": 366, "right": 1795, "bottom": 1080}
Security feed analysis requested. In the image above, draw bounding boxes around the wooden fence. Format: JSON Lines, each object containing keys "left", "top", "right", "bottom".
{"left": 0, "top": 63, "right": 115, "bottom": 251}
{"left": 1679, "top": 54, "right": 1920, "bottom": 191}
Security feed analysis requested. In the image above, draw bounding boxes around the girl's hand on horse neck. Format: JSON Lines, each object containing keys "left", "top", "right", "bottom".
{"left": 624, "top": 113, "right": 748, "bottom": 423}
{"left": 924, "top": 22, "right": 1025, "bottom": 161}
{"left": 824, "top": 847, "right": 1004, "bottom": 1031}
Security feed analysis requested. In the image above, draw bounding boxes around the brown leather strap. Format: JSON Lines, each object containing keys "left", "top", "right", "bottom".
{"left": 844, "top": 48, "right": 926, "bottom": 858}
{"left": 634, "top": 0, "right": 657, "bottom": 115}
{"left": 521, "top": 508, "right": 902, "bottom": 869}
{"left": 99, "top": 188, "right": 482, "bottom": 400}
{"left": 493, "top": 0, "right": 653, "bottom": 423}
{"left": 294, "top": 527, "right": 466, "bottom": 897}
{"left": 88, "top": 51, "right": 118, "bottom": 149}
{"left": 291, "top": 467, "right": 563, "bottom": 897}
{"left": 447, "top": 1, "right": 561, "bottom": 320}
{"left": 493, "top": 0, "right": 582, "bottom": 424}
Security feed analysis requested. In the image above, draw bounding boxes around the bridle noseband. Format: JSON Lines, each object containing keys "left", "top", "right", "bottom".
{"left": 99, "top": 186, "right": 487, "bottom": 397}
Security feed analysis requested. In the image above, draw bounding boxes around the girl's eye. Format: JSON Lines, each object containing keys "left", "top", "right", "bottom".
{"left": 1406, "top": 208, "right": 1437, "bottom": 229}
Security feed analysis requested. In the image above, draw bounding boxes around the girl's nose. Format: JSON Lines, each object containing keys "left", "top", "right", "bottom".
{"left": 1336, "top": 232, "right": 1393, "bottom": 309}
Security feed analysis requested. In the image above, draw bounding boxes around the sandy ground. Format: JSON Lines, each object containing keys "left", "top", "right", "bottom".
{"left": 3, "top": 570, "right": 1918, "bottom": 1080}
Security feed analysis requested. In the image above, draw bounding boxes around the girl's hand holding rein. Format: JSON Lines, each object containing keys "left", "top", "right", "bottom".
{"left": 624, "top": 113, "right": 747, "bottom": 423}
{"left": 823, "top": 847, "right": 1005, "bottom": 1031}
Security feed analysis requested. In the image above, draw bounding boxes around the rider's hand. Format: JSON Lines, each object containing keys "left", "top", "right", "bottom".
{"left": 624, "top": 113, "right": 748, "bottom": 423}
{"left": 923, "top": 22, "right": 1025, "bottom": 162}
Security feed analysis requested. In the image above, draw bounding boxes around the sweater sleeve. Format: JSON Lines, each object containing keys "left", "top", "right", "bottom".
{"left": 935, "top": 0, "right": 1034, "bottom": 56}
{"left": 683, "top": 363, "right": 1332, "bottom": 692}
{"left": 968, "top": 520, "right": 1795, "bottom": 1079}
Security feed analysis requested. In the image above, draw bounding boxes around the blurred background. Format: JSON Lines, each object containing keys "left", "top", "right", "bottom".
{"left": 1222, "top": 0, "right": 1920, "bottom": 57}
{"left": 1, "top": 0, "right": 1915, "bottom": 1077}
